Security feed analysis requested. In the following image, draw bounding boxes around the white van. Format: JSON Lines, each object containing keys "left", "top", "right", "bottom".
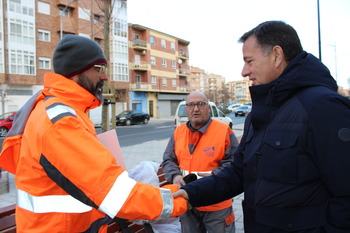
{"left": 174, "top": 101, "right": 233, "bottom": 128}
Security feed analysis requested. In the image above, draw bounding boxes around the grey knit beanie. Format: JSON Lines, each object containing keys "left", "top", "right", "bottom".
{"left": 53, "top": 35, "right": 108, "bottom": 78}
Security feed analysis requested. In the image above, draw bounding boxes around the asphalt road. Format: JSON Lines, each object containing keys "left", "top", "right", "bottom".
{"left": 0, "top": 114, "right": 246, "bottom": 150}
{"left": 107, "top": 113, "right": 246, "bottom": 147}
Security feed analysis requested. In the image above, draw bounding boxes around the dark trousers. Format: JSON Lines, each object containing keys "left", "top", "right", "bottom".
{"left": 180, "top": 206, "right": 235, "bottom": 233}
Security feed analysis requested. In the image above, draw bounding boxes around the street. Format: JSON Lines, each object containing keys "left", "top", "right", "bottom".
{"left": 101, "top": 113, "right": 246, "bottom": 147}
{"left": 0, "top": 113, "right": 246, "bottom": 150}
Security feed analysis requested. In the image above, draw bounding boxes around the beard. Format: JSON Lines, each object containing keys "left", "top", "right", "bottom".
{"left": 77, "top": 73, "right": 104, "bottom": 103}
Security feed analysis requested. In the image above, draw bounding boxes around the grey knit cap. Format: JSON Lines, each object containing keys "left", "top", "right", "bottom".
{"left": 53, "top": 35, "right": 108, "bottom": 78}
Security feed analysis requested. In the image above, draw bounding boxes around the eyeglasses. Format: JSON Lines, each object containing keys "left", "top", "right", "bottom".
{"left": 186, "top": 102, "right": 208, "bottom": 110}
{"left": 94, "top": 64, "right": 108, "bottom": 75}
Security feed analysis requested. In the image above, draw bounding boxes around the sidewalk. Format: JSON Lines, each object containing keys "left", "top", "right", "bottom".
{"left": 0, "top": 120, "right": 245, "bottom": 233}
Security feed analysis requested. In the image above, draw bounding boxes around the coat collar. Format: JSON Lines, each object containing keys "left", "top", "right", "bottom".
{"left": 43, "top": 73, "right": 102, "bottom": 112}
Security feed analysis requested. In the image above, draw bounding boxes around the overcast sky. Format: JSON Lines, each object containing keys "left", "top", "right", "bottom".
{"left": 127, "top": 0, "right": 350, "bottom": 89}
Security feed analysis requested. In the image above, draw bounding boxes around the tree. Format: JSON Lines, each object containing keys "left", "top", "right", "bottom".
{"left": 95, "top": 0, "right": 119, "bottom": 132}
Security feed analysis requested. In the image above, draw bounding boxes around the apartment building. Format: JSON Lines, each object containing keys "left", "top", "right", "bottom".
{"left": 227, "top": 79, "right": 251, "bottom": 104}
{"left": 0, "top": 0, "right": 128, "bottom": 117}
{"left": 128, "top": 24, "right": 190, "bottom": 118}
{"left": 188, "top": 66, "right": 207, "bottom": 93}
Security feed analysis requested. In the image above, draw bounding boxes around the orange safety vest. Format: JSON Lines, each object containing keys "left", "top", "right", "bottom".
{"left": 174, "top": 120, "right": 233, "bottom": 212}
{"left": 0, "top": 73, "right": 186, "bottom": 233}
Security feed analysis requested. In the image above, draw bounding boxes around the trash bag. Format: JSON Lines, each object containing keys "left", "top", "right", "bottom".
{"left": 128, "top": 160, "right": 160, "bottom": 187}
{"left": 128, "top": 161, "right": 181, "bottom": 233}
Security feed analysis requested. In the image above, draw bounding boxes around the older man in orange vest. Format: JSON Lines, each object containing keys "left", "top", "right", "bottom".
{"left": 162, "top": 91, "right": 239, "bottom": 233}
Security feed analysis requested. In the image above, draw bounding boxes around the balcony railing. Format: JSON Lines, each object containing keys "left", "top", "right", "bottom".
{"left": 133, "top": 39, "right": 147, "bottom": 50}
{"left": 132, "top": 63, "right": 148, "bottom": 70}
{"left": 131, "top": 83, "right": 150, "bottom": 90}
{"left": 178, "top": 86, "right": 190, "bottom": 92}
{"left": 129, "top": 82, "right": 190, "bottom": 93}
{"left": 179, "top": 68, "right": 190, "bottom": 75}
{"left": 178, "top": 50, "right": 189, "bottom": 58}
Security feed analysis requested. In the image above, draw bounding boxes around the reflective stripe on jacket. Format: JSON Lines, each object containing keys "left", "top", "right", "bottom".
{"left": 0, "top": 73, "right": 186, "bottom": 233}
{"left": 174, "top": 120, "right": 233, "bottom": 212}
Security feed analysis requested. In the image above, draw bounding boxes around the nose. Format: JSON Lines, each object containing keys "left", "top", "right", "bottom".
{"left": 193, "top": 104, "right": 200, "bottom": 110}
{"left": 241, "top": 63, "right": 250, "bottom": 77}
{"left": 100, "top": 73, "right": 108, "bottom": 81}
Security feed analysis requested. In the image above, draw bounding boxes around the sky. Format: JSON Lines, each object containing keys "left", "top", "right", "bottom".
{"left": 127, "top": 0, "right": 350, "bottom": 89}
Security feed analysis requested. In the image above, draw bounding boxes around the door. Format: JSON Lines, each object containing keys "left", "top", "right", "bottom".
{"left": 149, "top": 100, "right": 154, "bottom": 117}
{"left": 134, "top": 54, "right": 141, "bottom": 66}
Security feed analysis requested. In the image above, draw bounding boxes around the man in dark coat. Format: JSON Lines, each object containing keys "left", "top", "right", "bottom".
{"left": 174, "top": 20, "right": 350, "bottom": 233}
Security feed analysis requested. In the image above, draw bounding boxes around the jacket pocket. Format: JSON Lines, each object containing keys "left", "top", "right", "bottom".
{"left": 260, "top": 131, "right": 318, "bottom": 184}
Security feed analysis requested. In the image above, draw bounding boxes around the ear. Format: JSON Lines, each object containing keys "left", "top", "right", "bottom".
{"left": 272, "top": 45, "right": 285, "bottom": 68}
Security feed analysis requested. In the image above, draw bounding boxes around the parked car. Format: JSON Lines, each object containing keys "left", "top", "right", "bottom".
{"left": 0, "top": 111, "right": 17, "bottom": 137}
{"left": 175, "top": 101, "right": 233, "bottom": 128}
{"left": 227, "top": 103, "right": 242, "bottom": 113}
{"left": 235, "top": 105, "right": 252, "bottom": 117}
{"left": 116, "top": 110, "right": 150, "bottom": 126}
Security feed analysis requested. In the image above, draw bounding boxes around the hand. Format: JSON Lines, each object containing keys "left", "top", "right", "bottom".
{"left": 173, "top": 175, "right": 186, "bottom": 187}
{"left": 197, "top": 172, "right": 211, "bottom": 177}
{"left": 172, "top": 189, "right": 192, "bottom": 210}
{"left": 172, "top": 189, "right": 189, "bottom": 200}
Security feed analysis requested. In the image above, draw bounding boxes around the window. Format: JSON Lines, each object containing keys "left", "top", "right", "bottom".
{"left": 9, "top": 49, "right": 35, "bottom": 75}
{"left": 150, "top": 36, "right": 155, "bottom": 45}
{"left": 161, "top": 39, "right": 166, "bottom": 48}
{"left": 59, "top": 6, "right": 70, "bottom": 16}
{"left": 9, "top": 19, "right": 35, "bottom": 45}
{"left": 39, "top": 57, "right": 51, "bottom": 69}
{"left": 10, "top": 0, "right": 35, "bottom": 15}
{"left": 38, "top": 1, "right": 50, "bottom": 15}
{"left": 162, "top": 58, "right": 167, "bottom": 68}
{"left": 93, "top": 14, "right": 100, "bottom": 24}
{"left": 0, "top": 50, "right": 3, "bottom": 73}
{"left": 113, "top": 18, "right": 127, "bottom": 37}
{"left": 79, "top": 7, "right": 90, "bottom": 20}
{"left": 38, "top": 29, "right": 50, "bottom": 42}
{"left": 151, "top": 56, "right": 156, "bottom": 66}
{"left": 162, "top": 78, "right": 167, "bottom": 86}
{"left": 111, "top": 63, "right": 129, "bottom": 82}
{"left": 171, "top": 42, "right": 175, "bottom": 51}
{"left": 171, "top": 60, "right": 176, "bottom": 69}
{"left": 172, "top": 79, "right": 176, "bottom": 87}
{"left": 151, "top": 76, "right": 156, "bottom": 85}
{"left": 111, "top": 40, "right": 128, "bottom": 60}
{"left": 79, "top": 33, "right": 90, "bottom": 39}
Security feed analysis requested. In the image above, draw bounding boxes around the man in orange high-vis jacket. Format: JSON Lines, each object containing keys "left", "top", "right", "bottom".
{"left": 161, "top": 91, "right": 239, "bottom": 233}
{"left": 0, "top": 35, "right": 186, "bottom": 233}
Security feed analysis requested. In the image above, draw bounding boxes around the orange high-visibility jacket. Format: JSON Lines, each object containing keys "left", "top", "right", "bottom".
{"left": 0, "top": 73, "right": 186, "bottom": 233}
{"left": 174, "top": 120, "right": 234, "bottom": 212}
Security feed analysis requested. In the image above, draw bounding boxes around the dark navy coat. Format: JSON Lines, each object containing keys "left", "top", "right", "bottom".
{"left": 183, "top": 52, "right": 350, "bottom": 233}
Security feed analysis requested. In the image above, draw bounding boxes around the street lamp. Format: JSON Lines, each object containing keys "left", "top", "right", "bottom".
{"left": 60, "top": 0, "right": 78, "bottom": 39}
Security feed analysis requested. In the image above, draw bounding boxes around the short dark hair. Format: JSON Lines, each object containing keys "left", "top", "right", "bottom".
{"left": 239, "top": 21, "right": 303, "bottom": 62}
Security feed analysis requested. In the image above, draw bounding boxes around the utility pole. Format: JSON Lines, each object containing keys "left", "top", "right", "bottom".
{"left": 60, "top": 0, "right": 78, "bottom": 39}
{"left": 317, "top": 0, "right": 322, "bottom": 61}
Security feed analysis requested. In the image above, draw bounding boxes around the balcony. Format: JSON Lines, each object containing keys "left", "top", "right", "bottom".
{"left": 178, "top": 85, "right": 190, "bottom": 92}
{"left": 133, "top": 39, "right": 147, "bottom": 50}
{"left": 178, "top": 50, "right": 189, "bottom": 60}
{"left": 132, "top": 63, "right": 148, "bottom": 71}
{"left": 179, "top": 68, "right": 190, "bottom": 76}
{"left": 130, "top": 82, "right": 151, "bottom": 91}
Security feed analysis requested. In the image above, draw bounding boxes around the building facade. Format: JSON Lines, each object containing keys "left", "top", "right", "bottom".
{"left": 227, "top": 79, "right": 251, "bottom": 104}
{"left": 128, "top": 24, "right": 190, "bottom": 118}
{"left": 0, "top": 0, "right": 129, "bottom": 117}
